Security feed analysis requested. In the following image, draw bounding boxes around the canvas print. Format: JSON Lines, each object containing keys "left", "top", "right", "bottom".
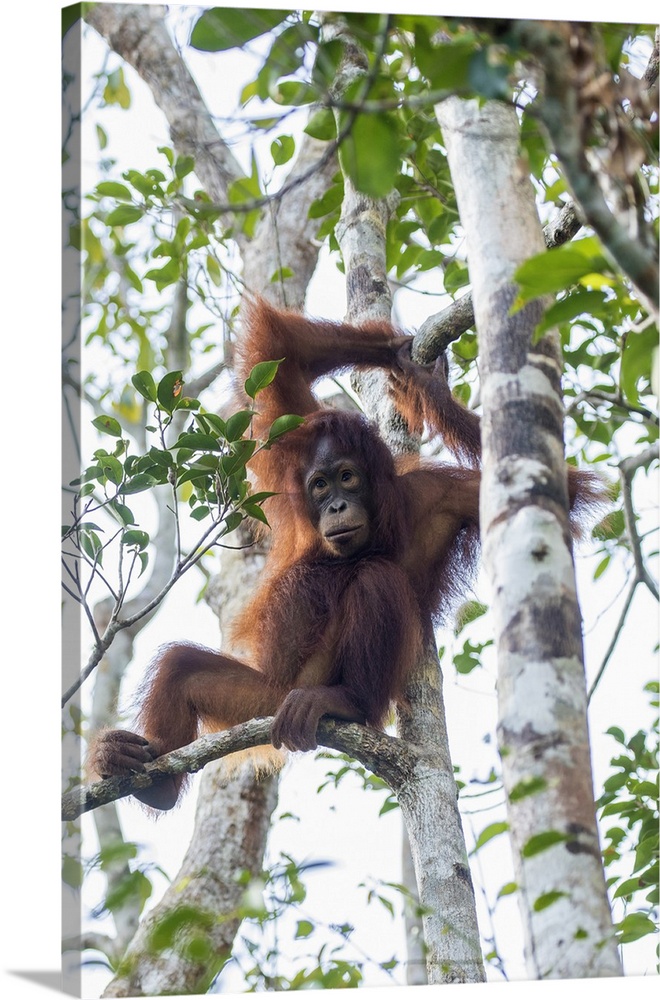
{"left": 61, "top": 4, "right": 658, "bottom": 998}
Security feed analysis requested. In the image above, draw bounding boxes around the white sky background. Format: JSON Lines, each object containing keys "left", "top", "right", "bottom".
{"left": 0, "top": 2, "right": 657, "bottom": 1000}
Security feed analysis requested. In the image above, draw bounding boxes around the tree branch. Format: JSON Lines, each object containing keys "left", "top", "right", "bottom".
{"left": 514, "top": 20, "right": 659, "bottom": 314}
{"left": 84, "top": 4, "right": 244, "bottom": 207}
{"left": 620, "top": 443, "right": 659, "bottom": 601}
{"left": 588, "top": 442, "right": 659, "bottom": 701}
{"left": 412, "top": 202, "right": 582, "bottom": 363}
{"left": 62, "top": 718, "right": 421, "bottom": 820}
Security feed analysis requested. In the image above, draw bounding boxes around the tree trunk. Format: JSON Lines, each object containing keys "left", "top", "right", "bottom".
{"left": 327, "top": 14, "right": 485, "bottom": 982}
{"left": 83, "top": 7, "right": 336, "bottom": 995}
{"left": 102, "top": 763, "right": 278, "bottom": 997}
{"left": 436, "top": 95, "right": 622, "bottom": 979}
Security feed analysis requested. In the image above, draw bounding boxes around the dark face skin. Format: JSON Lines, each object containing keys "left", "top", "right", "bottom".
{"left": 304, "top": 437, "right": 371, "bottom": 557}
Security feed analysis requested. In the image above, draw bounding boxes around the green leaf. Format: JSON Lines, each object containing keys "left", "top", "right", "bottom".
{"left": 79, "top": 529, "right": 103, "bottom": 563}
{"left": 537, "top": 289, "right": 610, "bottom": 334}
{"left": 175, "top": 155, "right": 195, "bottom": 179}
{"left": 509, "top": 776, "right": 547, "bottom": 802}
{"left": 295, "top": 920, "right": 314, "bottom": 939}
{"left": 221, "top": 511, "right": 244, "bottom": 535}
{"left": 198, "top": 413, "right": 227, "bottom": 436}
{"left": 62, "top": 856, "right": 84, "bottom": 889}
{"left": 157, "top": 371, "right": 185, "bottom": 414}
{"left": 99, "top": 455, "right": 123, "bottom": 485}
{"left": 416, "top": 36, "right": 474, "bottom": 91}
{"left": 106, "top": 869, "right": 153, "bottom": 915}
{"left": 191, "top": 8, "right": 289, "bottom": 51}
{"left": 174, "top": 431, "right": 223, "bottom": 452}
{"left": 244, "top": 359, "right": 283, "bottom": 399}
{"left": 190, "top": 505, "right": 211, "bottom": 522}
{"left": 271, "top": 135, "right": 295, "bottom": 165}
{"left": 594, "top": 554, "right": 611, "bottom": 580}
{"left": 221, "top": 440, "right": 257, "bottom": 476}
{"left": 304, "top": 108, "right": 337, "bottom": 141}
{"left": 621, "top": 325, "right": 658, "bottom": 407}
{"left": 472, "top": 821, "right": 509, "bottom": 852}
{"left": 453, "top": 638, "right": 490, "bottom": 675}
{"left": 144, "top": 258, "right": 182, "bottom": 291}
{"left": 592, "top": 509, "right": 625, "bottom": 541}
{"left": 378, "top": 798, "right": 400, "bottom": 816}
{"left": 176, "top": 467, "right": 212, "bottom": 487}
{"left": 468, "top": 49, "right": 511, "bottom": 100}
{"left": 270, "top": 267, "right": 294, "bottom": 284}
{"left": 241, "top": 501, "right": 269, "bottom": 525}
{"left": 613, "top": 876, "right": 643, "bottom": 899}
{"left": 497, "top": 881, "right": 518, "bottom": 899}
{"left": 121, "top": 473, "right": 159, "bottom": 495}
{"left": 618, "top": 912, "right": 657, "bottom": 943}
{"left": 522, "top": 831, "right": 567, "bottom": 857}
{"left": 132, "top": 371, "right": 157, "bottom": 402}
{"left": 225, "top": 410, "right": 255, "bottom": 441}
{"left": 92, "top": 415, "right": 123, "bottom": 438}
{"left": 96, "top": 181, "right": 133, "bottom": 201}
{"left": 533, "top": 890, "right": 567, "bottom": 912}
{"left": 103, "top": 67, "right": 131, "bottom": 109}
{"left": 606, "top": 726, "right": 626, "bottom": 744}
{"left": 308, "top": 180, "right": 344, "bottom": 220}
{"left": 245, "top": 491, "right": 276, "bottom": 506}
{"left": 267, "top": 414, "right": 305, "bottom": 442}
{"left": 340, "top": 112, "right": 402, "bottom": 199}
{"left": 121, "top": 529, "right": 150, "bottom": 550}
{"left": 513, "top": 239, "right": 609, "bottom": 307}
{"left": 273, "top": 80, "right": 317, "bottom": 106}
{"left": 106, "top": 204, "right": 144, "bottom": 227}
{"left": 107, "top": 500, "right": 135, "bottom": 526}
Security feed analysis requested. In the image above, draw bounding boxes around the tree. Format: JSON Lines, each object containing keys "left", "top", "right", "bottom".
{"left": 62, "top": 6, "right": 658, "bottom": 997}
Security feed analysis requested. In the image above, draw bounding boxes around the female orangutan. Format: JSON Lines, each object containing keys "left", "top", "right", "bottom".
{"left": 90, "top": 298, "right": 600, "bottom": 809}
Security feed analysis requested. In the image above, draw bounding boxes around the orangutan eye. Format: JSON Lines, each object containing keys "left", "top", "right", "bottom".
{"left": 313, "top": 477, "right": 327, "bottom": 491}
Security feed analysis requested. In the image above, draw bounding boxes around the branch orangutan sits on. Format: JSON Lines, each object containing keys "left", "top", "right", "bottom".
{"left": 89, "top": 299, "right": 602, "bottom": 809}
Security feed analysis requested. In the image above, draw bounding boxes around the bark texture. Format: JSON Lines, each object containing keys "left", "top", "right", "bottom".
{"left": 102, "top": 763, "right": 278, "bottom": 997}
{"left": 436, "top": 95, "right": 622, "bottom": 979}
{"left": 83, "top": 7, "right": 335, "bottom": 996}
{"left": 327, "top": 14, "right": 485, "bottom": 983}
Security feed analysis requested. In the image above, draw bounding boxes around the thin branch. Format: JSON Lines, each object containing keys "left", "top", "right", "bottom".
{"left": 62, "top": 932, "right": 116, "bottom": 958}
{"left": 587, "top": 579, "right": 638, "bottom": 703}
{"left": 412, "top": 202, "right": 582, "bottom": 362}
{"left": 61, "top": 512, "right": 236, "bottom": 707}
{"left": 514, "top": 20, "right": 659, "bottom": 314}
{"left": 63, "top": 717, "right": 421, "bottom": 820}
{"left": 620, "top": 444, "right": 660, "bottom": 601}
{"left": 567, "top": 388, "right": 659, "bottom": 425}
{"left": 84, "top": 5, "right": 245, "bottom": 203}
{"left": 588, "top": 442, "right": 659, "bottom": 701}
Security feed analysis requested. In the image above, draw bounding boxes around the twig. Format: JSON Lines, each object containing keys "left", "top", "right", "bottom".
{"left": 588, "top": 442, "right": 659, "bottom": 701}
{"left": 619, "top": 444, "right": 660, "bottom": 601}
{"left": 587, "top": 579, "right": 638, "bottom": 703}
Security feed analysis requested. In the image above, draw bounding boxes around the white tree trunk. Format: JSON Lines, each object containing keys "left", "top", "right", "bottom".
{"left": 328, "top": 19, "right": 484, "bottom": 980}
{"left": 102, "top": 762, "right": 278, "bottom": 997}
{"left": 436, "top": 95, "right": 622, "bottom": 979}
{"left": 83, "top": 7, "right": 337, "bottom": 995}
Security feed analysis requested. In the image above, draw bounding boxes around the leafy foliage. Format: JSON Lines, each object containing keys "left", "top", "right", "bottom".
{"left": 63, "top": 365, "right": 301, "bottom": 588}
{"left": 599, "top": 682, "right": 659, "bottom": 948}
{"left": 214, "top": 853, "right": 408, "bottom": 990}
